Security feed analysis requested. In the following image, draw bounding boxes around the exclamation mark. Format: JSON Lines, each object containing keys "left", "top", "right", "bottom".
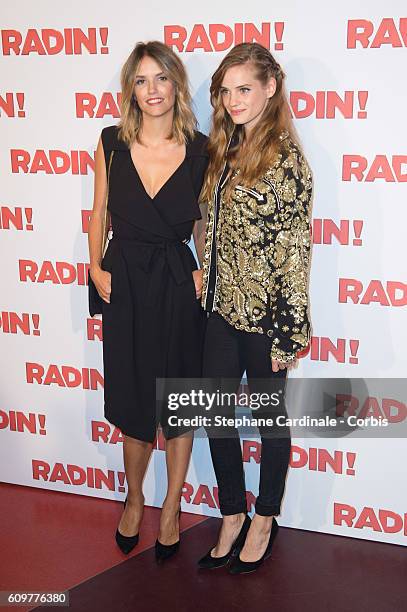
{"left": 99, "top": 28, "right": 109, "bottom": 54}
{"left": 357, "top": 91, "right": 368, "bottom": 119}
{"left": 16, "top": 92, "right": 25, "bottom": 117}
{"left": 25, "top": 207, "right": 33, "bottom": 231}
{"left": 346, "top": 452, "right": 356, "bottom": 475}
{"left": 38, "top": 414, "right": 46, "bottom": 435}
{"left": 32, "top": 313, "right": 40, "bottom": 336}
{"left": 349, "top": 340, "right": 359, "bottom": 364}
{"left": 353, "top": 220, "right": 363, "bottom": 246}
{"left": 274, "top": 22, "right": 284, "bottom": 50}
{"left": 117, "top": 471, "right": 126, "bottom": 493}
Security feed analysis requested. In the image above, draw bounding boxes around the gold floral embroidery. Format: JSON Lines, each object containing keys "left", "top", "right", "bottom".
{"left": 201, "top": 135, "right": 313, "bottom": 363}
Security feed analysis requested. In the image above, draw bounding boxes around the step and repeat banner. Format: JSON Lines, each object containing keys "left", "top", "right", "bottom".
{"left": 1, "top": 1, "right": 406, "bottom": 545}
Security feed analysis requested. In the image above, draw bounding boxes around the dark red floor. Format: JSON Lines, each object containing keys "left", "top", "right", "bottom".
{"left": 1, "top": 483, "right": 406, "bottom": 612}
{"left": 0, "top": 483, "right": 205, "bottom": 612}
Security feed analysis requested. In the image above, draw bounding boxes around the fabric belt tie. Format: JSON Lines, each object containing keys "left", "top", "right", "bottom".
{"left": 111, "top": 235, "right": 190, "bottom": 285}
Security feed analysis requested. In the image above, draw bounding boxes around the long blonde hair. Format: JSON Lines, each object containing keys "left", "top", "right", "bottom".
{"left": 118, "top": 40, "right": 197, "bottom": 146}
{"left": 201, "top": 43, "right": 299, "bottom": 203}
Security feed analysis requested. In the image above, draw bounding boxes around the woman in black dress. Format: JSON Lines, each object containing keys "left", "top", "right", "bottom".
{"left": 88, "top": 41, "right": 208, "bottom": 561}
{"left": 198, "top": 43, "right": 313, "bottom": 574}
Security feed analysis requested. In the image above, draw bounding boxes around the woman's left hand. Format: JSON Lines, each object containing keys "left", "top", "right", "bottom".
{"left": 271, "top": 358, "right": 298, "bottom": 373}
{"left": 192, "top": 269, "right": 203, "bottom": 299}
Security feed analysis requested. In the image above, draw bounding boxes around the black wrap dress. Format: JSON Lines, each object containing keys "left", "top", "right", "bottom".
{"left": 100, "top": 125, "right": 208, "bottom": 442}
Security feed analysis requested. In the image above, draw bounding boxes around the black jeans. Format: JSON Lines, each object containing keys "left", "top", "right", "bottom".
{"left": 203, "top": 311, "right": 291, "bottom": 517}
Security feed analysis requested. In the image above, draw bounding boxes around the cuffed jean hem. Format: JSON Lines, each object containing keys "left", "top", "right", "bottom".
{"left": 254, "top": 501, "right": 281, "bottom": 516}
{"left": 219, "top": 502, "right": 248, "bottom": 516}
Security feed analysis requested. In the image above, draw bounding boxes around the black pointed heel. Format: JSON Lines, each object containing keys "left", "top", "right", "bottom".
{"left": 197, "top": 514, "right": 251, "bottom": 570}
{"left": 229, "top": 517, "right": 279, "bottom": 575}
{"left": 115, "top": 497, "right": 140, "bottom": 555}
{"left": 155, "top": 538, "right": 180, "bottom": 562}
{"left": 155, "top": 509, "right": 181, "bottom": 563}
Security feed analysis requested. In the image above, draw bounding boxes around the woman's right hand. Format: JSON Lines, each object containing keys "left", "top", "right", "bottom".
{"left": 90, "top": 266, "right": 111, "bottom": 303}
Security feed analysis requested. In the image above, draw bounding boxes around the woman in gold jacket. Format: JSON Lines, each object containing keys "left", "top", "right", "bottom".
{"left": 197, "top": 43, "right": 313, "bottom": 574}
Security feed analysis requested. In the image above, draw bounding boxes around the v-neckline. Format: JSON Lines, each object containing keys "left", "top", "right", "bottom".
{"left": 128, "top": 146, "right": 187, "bottom": 202}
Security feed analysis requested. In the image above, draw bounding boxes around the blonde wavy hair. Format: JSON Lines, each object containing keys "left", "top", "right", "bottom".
{"left": 118, "top": 40, "right": 197, "bottom": 146}
{"left": 201, "top": 43, "right": 300, "bottom": 203}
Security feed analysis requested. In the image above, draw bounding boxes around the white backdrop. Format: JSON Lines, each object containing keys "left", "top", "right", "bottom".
{"left": 1, "top": 1, "right": 406, "bottom": 545}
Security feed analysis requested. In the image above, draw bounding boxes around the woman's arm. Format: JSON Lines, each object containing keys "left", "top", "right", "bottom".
{"left": 269, "top": 148, "right": 313, "bottom": 365}
{"left": 190, "top": 139, "right": 210, "bottom": 298}
{"left": 191, "top": 204, "right": 207, "bottom": 299}
{"left": 192, "top": 202, "right": 208, "bottom": 268}
{"left": 88, "top": 136, "right": 111, "bottom": 303}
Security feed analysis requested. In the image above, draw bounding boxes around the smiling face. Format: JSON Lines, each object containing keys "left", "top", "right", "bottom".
{"left": 220, "top": 62, "right": 276, "bottom": 133}
{"left": 133, "top": 55, "right": 176, "bottom": 118}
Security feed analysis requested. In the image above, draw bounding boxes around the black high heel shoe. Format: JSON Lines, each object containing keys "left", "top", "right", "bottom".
{"left": 155, "top": 509, "right": 181, "bottom": 563}
{"left": 115, "top": 497, "right": 140, "bottom": 555}
{"left": 229, "top": 517, "right": 279, "bottom": 574}
{"left": 198, "top": 514, "right": 251, "bottom": 570}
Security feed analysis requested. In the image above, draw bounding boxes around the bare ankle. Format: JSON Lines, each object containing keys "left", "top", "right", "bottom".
{"left": 251, "top": 514, "right": 273, "bottom": 533}
{"left": 223, "top": 512, "right": 246, "bottom": 527}
{"left": 162, "top": 498, "right": 181, "bottom": 513}
{"left": 126, "top": 492, "right": 144, "bottom": 506}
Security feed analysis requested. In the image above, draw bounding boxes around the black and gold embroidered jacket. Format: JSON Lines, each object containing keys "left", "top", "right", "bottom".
{"left": 201, "top": 130, "right": 313, "bottom": 364}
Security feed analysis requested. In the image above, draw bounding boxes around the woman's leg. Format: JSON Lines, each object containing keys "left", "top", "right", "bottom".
{"left": 117, "top": 435, "right": 153, "bottom": 536}
{"left": 204, "top": 312, "right": 247, "bottom": 556}
{"left": 158, "top": 431, "right": 194, "bottom": 545}
{"left": 238, "top": 333, "right": 291, "bottom": 562}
